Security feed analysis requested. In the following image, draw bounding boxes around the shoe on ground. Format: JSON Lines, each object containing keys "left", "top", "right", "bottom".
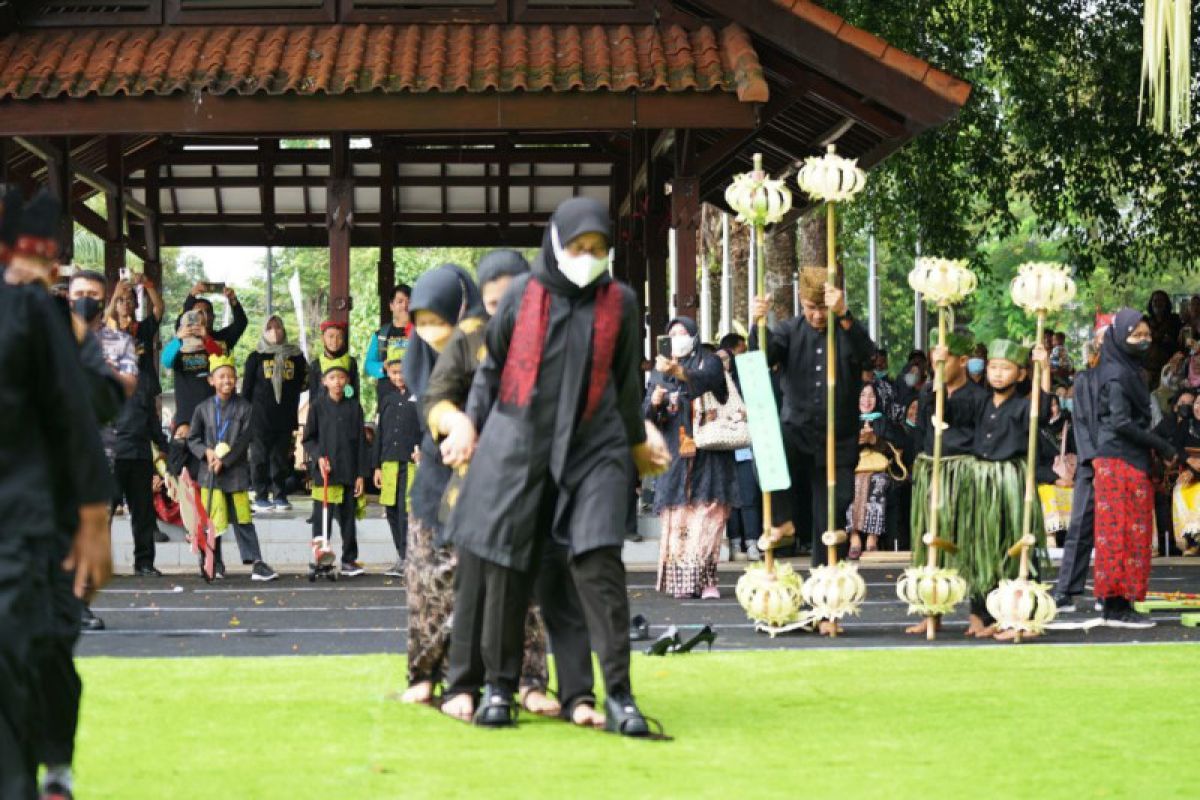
{"left": 746, "top": 542, "right": 762, "bottom": 561}
{"left": 80, "top": 606, "right": 105, "bottom": 632}
{"left": 251, "top": 561, "right": 279, "bottom": 582}
{"left": 1104, "top": 609, "right": 1156, "bottom": 629}
{"left": 341, "top": 562, "right": 365, "bottom": 577}
{"left": 629, "top": 613, "right": 651, "bottom": 642}
{"left": 40, "top": 781, "right": 73, "bottom": 800}
{"left": 384, "top": 560, "right": 405, "bottom": 578}
{"left": 273, "top": 497, "right": 293, "bottom": 512}
{"left": 604, "top": 693, "right": 650, "bottom": 737}
{"left": 701, "top": 585, "right": 721, "bottom": 600}
{"left": 214, "top": 562, "right": 227, "bottom": 580}
{"left": 134, "top": 565, "right": 163, "bottom": 578}
{"left": 624, "top": 531, "right": 645, "bottom": 543}
{"left": 1053, "top": 594, "right": 1077, "bottom": 614}
{"left": 252, "top": 499, "right": 274, "bottom": 514}
{"left": 153, "top": 529, "right": 170, "bottom": 543}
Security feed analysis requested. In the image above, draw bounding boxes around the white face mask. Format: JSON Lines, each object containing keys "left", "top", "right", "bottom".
{"left": 671, "top": 334, "right": 695, "bottom": 359}
{"left": 552, "top": 225, "right": 610, "bottom": 288}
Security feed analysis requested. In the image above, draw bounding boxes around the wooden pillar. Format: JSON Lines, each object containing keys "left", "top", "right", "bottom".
{"left": 46, "top": 136, "right": 73, "bottom": 265}
{"left": 378, "top": 141, "right": 395, "bottom": 325}
{"left": 645, "top": 137, "right": 669, "bottom": 338}
{"left": 143, "top": 161, "right": 162, "bottom": 285}
{"left": 327, "top": 133, "right": 353, "bottom": 324}
{"left": 670, "top": 174, "right": 699, "bottom": 320}
{"left": 625, "top": 132, "right": 648, "bottom": 353}
{"left": 104, "top": 136, "right": 125, "bottom": 285}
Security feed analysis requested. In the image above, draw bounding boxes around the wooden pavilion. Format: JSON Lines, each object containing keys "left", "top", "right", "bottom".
{"left": 0, "top": 0, "right": 969, "bottom": 332}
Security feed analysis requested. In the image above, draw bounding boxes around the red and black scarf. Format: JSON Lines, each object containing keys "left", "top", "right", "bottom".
{"left": 499, "top": 277, "right": 623, "bottom": 422}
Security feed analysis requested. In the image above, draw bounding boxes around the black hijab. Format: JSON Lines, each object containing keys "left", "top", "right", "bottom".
{"left": 1094, "top": 307, "right": 1151, "bottom": 419}
{"left": 404, "top": 263, "right": 483, "bottom": 399}
{"left": 477, "top": 249, "right": 530, "bottom": 289}
{"left": 531, "top": 196, "right": 612, "bottom": 298}
{"left": 654, "top": 315, "right": 728, "bottom": 404}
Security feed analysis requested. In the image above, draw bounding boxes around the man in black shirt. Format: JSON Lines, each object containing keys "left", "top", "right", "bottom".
{"left": 751, "top": 267, "right": 876, "bottom": 567}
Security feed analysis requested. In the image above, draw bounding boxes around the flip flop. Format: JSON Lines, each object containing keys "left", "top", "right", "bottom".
{"left": 848, "top": 545, "right": 862, "bottom": 560}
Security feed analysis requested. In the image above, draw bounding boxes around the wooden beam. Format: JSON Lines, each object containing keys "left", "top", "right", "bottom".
{"left": 0, "top": 92, "right": 757, "bottom": 136}
{"left": 104, "top": 136, "right": 126, "bottom": 286}
{"left": 671, "top": 175, "right": 700, "bottom": 318}
{"left": 151, "top": 224, "right": 546, "bottom": 248}
{"left": 378, "top": 141, "right": 395, "bottom": 326}
{"left": 126, "top": 174, "right": 612, "bottom": 189}
{"left": 258, "top": 137, "right": 277, "bottom": 241}
{"left": 45, "top": 135, "right": 73, "bottom": 264}
{"left": 693, "top": 93, "right": 797, "bottom": 177}
{"left": 327, "top": 132, "right": 352, "bottom": 323}
{"left": 143, "top": 161, "right": 162, "bottom": 286}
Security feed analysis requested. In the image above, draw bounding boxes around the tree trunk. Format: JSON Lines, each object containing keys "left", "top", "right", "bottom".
{"left": 798, "top": 208, "right": 831, "bottom": 278}
{"left": 730, "top": 219, "right": 750, "bottom": 334}
{"left": 766, "top": 218, "right": 798, "bottom": 320}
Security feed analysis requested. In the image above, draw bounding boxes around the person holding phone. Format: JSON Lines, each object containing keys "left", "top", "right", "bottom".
{"left": 163, "top": 282, "right": 248, "bottom": 431}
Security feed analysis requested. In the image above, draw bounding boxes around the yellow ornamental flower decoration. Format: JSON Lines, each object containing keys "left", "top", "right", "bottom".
{"left": 736, "top": 562, "right": 806, "bottom": 628}
{"left": 908, "top": 257, "right": 978, "bottom": 307}
{"left": 801, "top": 561, "right": 867, "bottom": 622}
{"left": 1010, "top": 261, "right": 1077, "bottom": 315}
{"left": 986, "top": 578, "right": 1058, "bottom": 635}
{"left": 724, "top": 153, "right": 792, "bottom": 228}
{"left": 796, "top": 144, "right": 867, "bottom": 203}
{"left": 896, "top": 566, "right": 968, "bottom": 617}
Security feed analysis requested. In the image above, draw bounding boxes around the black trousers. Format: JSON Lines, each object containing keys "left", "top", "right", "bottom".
{"left": 445, "top": 548, "right": 529, "bottom": 698}
{"left": 384, "top": 477, "right": 409, "bottom": 560}
{"left": 251, "top": 428, "right": 293, "bottom": 501}
{"left": 111, "top": 457, "right": 158, "bottom": 570}
{"left": 1, "top": 535, "right": 42, "bottom": 799}
{"left": 773, "top": 435, "right": 857, "bottom": 566}
{"left": 31, "top": 538, "right": 82, "bottom": 770}
{"left": 1055, "top": 463, "right": 1095, "bottom": 599}
{"left": 312, "top": 495, "right": 358, "bottom": 563}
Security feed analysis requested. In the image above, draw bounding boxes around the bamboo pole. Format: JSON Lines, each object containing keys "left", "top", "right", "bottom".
{"left": 1013, "top": 313, "right": 1047, "bottom": 644}
{"left": 923, "top": 307, "right": 950, "bottom": 640}
{"left": 756, "top": 222, "right": 775, "bottom": 578}
{"left": 825, "top": 201, "right": 838, "bottom": 568}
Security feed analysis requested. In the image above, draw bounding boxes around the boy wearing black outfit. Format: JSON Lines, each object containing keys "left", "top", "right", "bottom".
{"left": 303, "top": 363, "right": 369, "bottom": 576}
{"left": 243, "top": 315, "right": 308, "bottom": 512}
{"left": 373, "top": 347, "right": 421, "bottom": 577}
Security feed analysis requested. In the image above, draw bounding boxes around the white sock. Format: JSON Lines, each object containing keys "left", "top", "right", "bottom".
{"left": 44, "top": 764, "right": 73, "bottom": 792}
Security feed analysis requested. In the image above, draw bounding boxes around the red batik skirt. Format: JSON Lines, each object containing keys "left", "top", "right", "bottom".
{"left": 1092, "top": 456, "right": 1154, "bottom": 602}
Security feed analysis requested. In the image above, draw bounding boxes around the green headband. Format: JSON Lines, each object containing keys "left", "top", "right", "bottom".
{"left": 946, "top": 333, "right": 975, "bottom": 357}
{"left": 385, "top": 344, "right": 406, "bottom": 366}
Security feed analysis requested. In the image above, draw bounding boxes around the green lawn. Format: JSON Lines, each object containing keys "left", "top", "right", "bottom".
{"left": 76, "top": 645, "right": 1199, "bottom": 799}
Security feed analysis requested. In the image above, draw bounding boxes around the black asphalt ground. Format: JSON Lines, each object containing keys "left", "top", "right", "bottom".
{"left": 79, "top": 562, "right": 1200, "bottom": 658}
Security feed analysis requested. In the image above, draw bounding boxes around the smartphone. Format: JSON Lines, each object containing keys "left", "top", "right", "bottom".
{"left": 200, "top": 281, "right": 226, "bottom": 293}
{"left": 119, "top": 267, "right": 131, "bottom": 282}
{"left": 656, "top": 335, "right": 671, "bottom": 360}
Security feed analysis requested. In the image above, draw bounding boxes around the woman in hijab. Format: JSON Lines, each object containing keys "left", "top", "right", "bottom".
{"left": 243, "top": 315, "right": 307, "bottom": 511}
{"left": 1171, "top": 394, "right": 1200, "bottom": 555}
{"left": 646, "top": 316, "right": 738, "bottom": 598}
{"left": 845, "top": 382, "right": 905, "bottom": 559}
{"left": 1091, "top": 307, "right": 1183, "bottom": 627}
{"left": 441, "top": 197, "right": 668, "bottom": 736}
{"left": 399, "top": 263, "right": 484, "bottom": 706}
{"left": 1146, "top": 290, "right": 1182, "bottom": 389}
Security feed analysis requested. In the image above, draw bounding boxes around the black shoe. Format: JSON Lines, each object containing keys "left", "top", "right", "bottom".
{"left": 473, "top": 685, "right": 518, "bottom": 728}
{"left": 1104, "top": 609, "right": 1156, "bottom": 629}
{"left": 135, "top": 565, "right": 163, "bottom": 577}
{"left": 645, "top": 625, "right": 680, "bottom": 656}
{"left": 629, "top": 614, "right": 651, "bottom": 642}
{"left": 41, "top": 780, "right": 74, "bottom": 800}
{"left": 81, "top": 606, "right": 105, "bottom": 632}
{"left": 251, "top": 561, "right": 279, "bottom": 582}
{"left": 1053, "top": 594, "right": 1077, "bottom": 614}
{"left": 673, "top": 625, "right": 717, "bottom": 653}
{"left": 153, "top": 529, "right": 170, "bottom": 543}
{"left": 624, "top": 530, "right": 644, "bottom": 543}
{"left": 604, "top": 693, "right": 650, "bottom": 737}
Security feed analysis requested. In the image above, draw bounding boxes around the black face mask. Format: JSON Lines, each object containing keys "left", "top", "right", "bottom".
{"left": 1128, "top": 340, "right": 1151, "bottom": 354}
{"left": 72, "top": 296, "right": 102, "bottom": 324}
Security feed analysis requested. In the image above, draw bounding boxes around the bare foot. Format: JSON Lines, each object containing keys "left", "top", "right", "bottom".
{"left": 965, "top": 614, "right": 989, "bottom": 637}
{"left": 520, "top": 688, "right": 562, "bottom": 718}
{"left": 817, "top": 619, "right": 844, "bottom": 637}
{"left": 905, "top": 616, "right": 940, "bottom": 636}
{"left": 441, "top": 693, "right": 474, "bottom": 722}
{"left": 993, "top": 628, "right": 1038, "bottom": 642}
{"left": 866, "top": 535, "right": 879, "bottom": 553}
{"left": 401, "top": 681, "right": 434, "bottom": 705}
{"left": 571, "top": 703, "right": 606, "bottom": 729}
{"left": 976, "top": 624, "right": 997, "bottom": 638}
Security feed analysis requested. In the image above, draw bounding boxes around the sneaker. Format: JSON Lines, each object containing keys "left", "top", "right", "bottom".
{"left": 384, "top": 559, "right": 405, "bottom": 578}
{"left": 135, "top": 565, "right": 163, "bottom": 577}
{"left": 1104, "top": 609, "right": 1156, "bottom": 629}
{"left": 273, "top": 497, "right": 293, "bottom": 512}
{"left": 341, "top": 561, "right": 365, "bottom": 577}
{"left": 746, "top": 542, "right": 762, "bottom": 561}
{"left": 251, "top": 561, "right": 279, "bottom": 582}
{"left": 1054, "top": 595, "right": 1077, "bottom": 614}
{"left": 154, "top": 529, "right": 170, "bottom": 543}
{"left": 80, "top": 606, "right": 105, "bottom": 632}
{"left": 252, "top": 499, "right": 274, "bottom": 514}
{"left": 214, "top": 562, "right": 227, "bottom": 580}
{"left": 624, "top": 530, "right": 645, "bottom": 543}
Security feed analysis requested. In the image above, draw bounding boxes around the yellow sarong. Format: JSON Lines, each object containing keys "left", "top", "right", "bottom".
{"left": 1172, "top": 481, "right": 1200, "bottom": 548}
{"left": 311, "top": 483, "right": 368, "bottom": 519}
{"left": 199, "top": 489, "right": 252, "bottom": 534}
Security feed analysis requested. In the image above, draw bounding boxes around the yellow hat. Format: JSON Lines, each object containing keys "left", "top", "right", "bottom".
{"left": 208, "top": 353, "right": 236, "bottom": 374}
{"left": 798, "top": 266, "right": 827, "bottom": 304}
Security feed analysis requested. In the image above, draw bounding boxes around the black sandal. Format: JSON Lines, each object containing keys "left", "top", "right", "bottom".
{"left": 603, "top": 694, "right": 671, "bottom": 740}
{"left": 472, "top": 684, "right": 518, "bottom": 728}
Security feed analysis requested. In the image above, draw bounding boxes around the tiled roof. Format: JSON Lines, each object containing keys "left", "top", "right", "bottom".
{"left": 0, "top": 22, "right": 769, "bottom": 103}
{"left": 773, "top": 0, "right": 971, "bottom": 106}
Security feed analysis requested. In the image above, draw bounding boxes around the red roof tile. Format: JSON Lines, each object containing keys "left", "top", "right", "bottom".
{"left": 0, "top": 22, "right": 768, "bottom": 103}
{"left": 789, "top": 1, "right": 970, "bottom": 107}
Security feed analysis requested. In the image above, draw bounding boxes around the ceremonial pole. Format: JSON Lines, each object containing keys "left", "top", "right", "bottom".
{"left": 897, "top": 258, "right": 975, "bottom": 640}
{"left": 988, "top": 262, "right": 1076, "bottom": 641}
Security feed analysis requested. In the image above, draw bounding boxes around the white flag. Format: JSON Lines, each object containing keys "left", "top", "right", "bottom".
{"left": 288, "top": 270, "right": 308, "bottom": 356}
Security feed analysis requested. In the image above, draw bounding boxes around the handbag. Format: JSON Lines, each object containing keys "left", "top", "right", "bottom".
{"left": 1053, "top": 421, "right": 1078, "bottom": 484}
{"left": 855, "top": 442, "right": 909, "bottom": 482}
{"left": 692, "top": 372, "right": 751, "bottom": 451}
